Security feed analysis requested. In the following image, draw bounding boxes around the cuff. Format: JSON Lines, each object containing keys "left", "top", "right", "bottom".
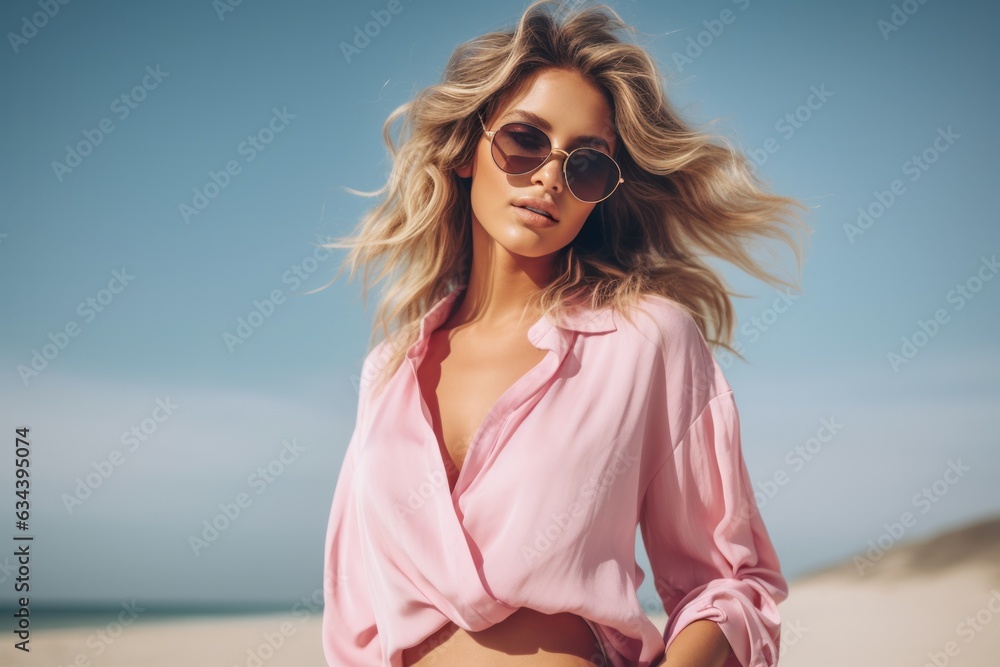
{"left": 663, "top": 577, "right": 784, "bottom": 667}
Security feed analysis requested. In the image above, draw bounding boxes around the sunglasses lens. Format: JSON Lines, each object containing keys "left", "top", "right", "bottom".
{"left": 492, "top": 123, "right": 550, "bottom": 173}
{"left": 565, "top": 149, "right": 620, "bottom": 202}
{"left": 490, "top": 122, "right": 621, "bottom": 202}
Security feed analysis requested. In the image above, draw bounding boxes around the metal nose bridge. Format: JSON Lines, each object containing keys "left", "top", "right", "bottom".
{"left": 532, "top": 148, "right": 572, "bottom": 192}
{"left": 536, "top": 147, "right": 571, "bottom": 170}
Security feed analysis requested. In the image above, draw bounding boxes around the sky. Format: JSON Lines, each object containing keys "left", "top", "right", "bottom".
{"left": 1, "top": 0, "right": 998, "bottom": 612}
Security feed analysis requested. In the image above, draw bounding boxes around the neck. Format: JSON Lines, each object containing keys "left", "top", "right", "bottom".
{"left": 451, "top": 217, "right": 560, "bottom": 331}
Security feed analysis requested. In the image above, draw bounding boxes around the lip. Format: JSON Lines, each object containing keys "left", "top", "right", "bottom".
{"left": 512, "top": 204, "right": 558, "bottom": 228}
{"left": 512, "top": 196, "right": 560, "bottom": 223}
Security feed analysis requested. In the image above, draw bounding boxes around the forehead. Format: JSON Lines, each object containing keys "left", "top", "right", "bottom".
{"left": 493, "top": 69, "right": 617, "bottom": 150}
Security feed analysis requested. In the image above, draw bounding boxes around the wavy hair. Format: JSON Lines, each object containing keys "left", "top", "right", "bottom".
{"left": 317, "top": 0, "right": 813, "bottom": 396}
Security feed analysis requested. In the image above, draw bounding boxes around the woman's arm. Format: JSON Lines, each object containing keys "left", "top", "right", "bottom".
{"left": 657, "top": 619, "right": 733, "bottom": 667}
{"left": 640, "top": 390, "right": 789, "bottom": 667}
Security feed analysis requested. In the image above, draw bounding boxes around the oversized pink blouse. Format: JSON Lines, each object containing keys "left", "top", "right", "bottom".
{"left": 322, "top": 283, "right": 788, "bottom": 667}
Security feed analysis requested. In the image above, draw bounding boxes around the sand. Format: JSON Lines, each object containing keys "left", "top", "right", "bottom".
{"left": 777, "top": 514, "right": 1000, "bottom": 667}
{"left": 10, "top": 612, "right": 328, "bottom": 667}
{"left": 7, "top": 612, "right": 667, "bottom": 666}
{"left": 10, "top": 515, "right": 998, "bottom": 666}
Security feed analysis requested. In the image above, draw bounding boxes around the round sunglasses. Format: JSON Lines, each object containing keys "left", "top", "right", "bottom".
{"left": 478, "top": 115, "right": 625, "bottom": 203}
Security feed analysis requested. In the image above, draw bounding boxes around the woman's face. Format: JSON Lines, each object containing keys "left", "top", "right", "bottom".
{"left": 457, "top": 67, "right": 619, "bottom": 261}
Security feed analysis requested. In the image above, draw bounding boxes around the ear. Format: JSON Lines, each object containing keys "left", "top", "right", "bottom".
{"left": 455, "top": 161, "right": 472, "bottom": 179}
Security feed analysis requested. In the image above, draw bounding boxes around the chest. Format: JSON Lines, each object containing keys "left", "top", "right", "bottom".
{"left": 415, "top": 327, "right": 549, "bottom": 480}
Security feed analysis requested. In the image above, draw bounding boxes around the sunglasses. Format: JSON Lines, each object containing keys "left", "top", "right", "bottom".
{"left": 478, "top": 114, "right": 625, "bottom": 203}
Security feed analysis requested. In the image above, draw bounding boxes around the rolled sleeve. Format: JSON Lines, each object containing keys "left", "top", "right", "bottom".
{"left": 640, "top": 390, "right": 789, "bottom": 667}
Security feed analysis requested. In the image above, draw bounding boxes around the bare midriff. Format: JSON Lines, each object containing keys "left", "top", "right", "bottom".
{"left": 401, "top": 607, "right": 606, "bottom": 666}
{"left": 402, "top": 307, "right": 607, "bottom": 665}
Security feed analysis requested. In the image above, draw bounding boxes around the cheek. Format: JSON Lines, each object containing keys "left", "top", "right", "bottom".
{"left": 563, "top": 204, "right": 595, "bottom": 235}
{"left": 471, "top": 150, "right": 507, "bottom": 212}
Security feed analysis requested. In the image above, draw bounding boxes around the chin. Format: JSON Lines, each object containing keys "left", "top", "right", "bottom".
{"left": 503, "top": 237, "right": 568, "bottom": 259}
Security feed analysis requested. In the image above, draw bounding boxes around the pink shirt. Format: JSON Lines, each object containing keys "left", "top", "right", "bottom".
{"left": 322, "top": 283, "right": 788, "bottom": 667}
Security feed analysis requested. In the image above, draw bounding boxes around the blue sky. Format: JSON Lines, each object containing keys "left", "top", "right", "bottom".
{"left": 1, "top": 0, "right": 997, "bottom": 609}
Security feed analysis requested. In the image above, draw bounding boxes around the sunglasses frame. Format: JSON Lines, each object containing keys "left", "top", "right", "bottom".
{"left": 478, "top": 114, "right": 625, "bottom": 204}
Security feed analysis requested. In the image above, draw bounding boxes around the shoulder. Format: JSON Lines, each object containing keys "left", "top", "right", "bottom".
{"left": 359, "top": 338, "right": 397, "bottom": 394}
{"left": 617, "top": 294, "right": 711, "bottom": 359}
{"left": 612, "top": 293, "right": 727, "bottom": 398}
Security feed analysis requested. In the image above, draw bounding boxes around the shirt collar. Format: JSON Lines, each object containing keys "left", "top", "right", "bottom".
{"left": 407, "top": 283, "right": 617, "bottom": 358}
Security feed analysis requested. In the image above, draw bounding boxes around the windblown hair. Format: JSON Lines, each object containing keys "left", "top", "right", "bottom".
{"left": 317, "top": 0, "right": 812, "bottom": 396}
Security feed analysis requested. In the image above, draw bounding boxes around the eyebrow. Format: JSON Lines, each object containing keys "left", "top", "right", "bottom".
{"left": 498, "top": 109, "right": 613, "bottom": 152}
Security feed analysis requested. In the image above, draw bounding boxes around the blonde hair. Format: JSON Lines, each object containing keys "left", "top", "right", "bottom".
{"left": 317, "top": 0, "right": 812, "bottom": 396}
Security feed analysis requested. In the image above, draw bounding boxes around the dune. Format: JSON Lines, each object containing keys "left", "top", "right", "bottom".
{"left": 777, "top": 514, "right": 1000, "bottom": 667}
{"left": 11, "top": 515, "right": 998, "bottom": 666}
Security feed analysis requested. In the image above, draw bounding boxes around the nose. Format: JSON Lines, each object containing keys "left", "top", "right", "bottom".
{"left": 531, "top": 148, "right": 570, "bottom": 194}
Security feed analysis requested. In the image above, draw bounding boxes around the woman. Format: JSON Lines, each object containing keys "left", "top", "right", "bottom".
{"left": 319, "top": 1, "right": 811, "bottom": 666}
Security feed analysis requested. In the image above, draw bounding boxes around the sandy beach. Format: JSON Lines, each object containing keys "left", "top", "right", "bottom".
{"left": 777, "top": 514, "right": 1000, "bottom": 667}
{"left": 10, "top": 515, "right": 998, "bottom": 667}
{"left": 10, "top": 611, "right": 329, "bottom": 667}
{"left": 7, "top": 610, "right": 666, "bottom": 666}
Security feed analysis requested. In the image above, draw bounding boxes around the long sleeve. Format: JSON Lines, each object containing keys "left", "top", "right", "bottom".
{"left": 322, "top": 348, "right": 385, "bottom": 666}
{"left": 639, "top": 390, "right": 788, "bottom": 667}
